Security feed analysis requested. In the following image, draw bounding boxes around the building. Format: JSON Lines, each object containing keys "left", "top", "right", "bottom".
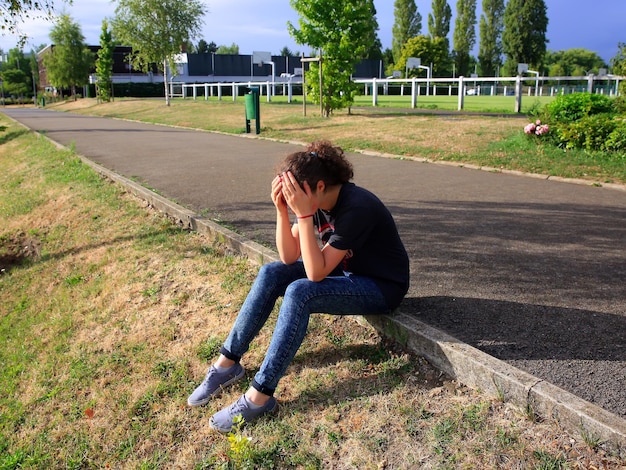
{"left": 36, "top": 44, "right": 383, "bottom": 92}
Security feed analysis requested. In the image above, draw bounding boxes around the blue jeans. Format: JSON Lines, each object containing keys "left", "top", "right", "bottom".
{"left": 221, "top": 261, "right": 390, "bottom": 396}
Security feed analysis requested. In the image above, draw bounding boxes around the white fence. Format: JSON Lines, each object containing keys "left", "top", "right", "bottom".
{"left": 171, "top": 80, "right": 290, "bottom": 103}
{"left": 175, "top": 74, "right": 624, "bottom": 113}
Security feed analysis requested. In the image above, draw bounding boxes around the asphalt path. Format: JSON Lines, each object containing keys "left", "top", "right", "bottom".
{"left": 3, "top": 107, "right": 625, "bottom": 423}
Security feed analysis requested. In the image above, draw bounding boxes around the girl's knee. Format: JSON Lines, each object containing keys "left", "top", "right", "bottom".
{"left": 256, "top": 261, "right": 288, "bottom": 284}
{"left": 284, "top": 278, "right": 316, "bottom": 299}
{"left": 258, "top": 261, "right": 283, "bottom": 275}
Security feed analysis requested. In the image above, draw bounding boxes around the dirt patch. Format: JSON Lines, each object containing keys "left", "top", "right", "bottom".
{"left": 0, "top": 232, "right": 41, "bottom": 274}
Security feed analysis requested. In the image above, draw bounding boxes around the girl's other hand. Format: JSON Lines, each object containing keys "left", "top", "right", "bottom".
{"left": 271, "top": 175, "right": 288, "bottom": 213}
{"left": 282, "top": 171, "right": 314, "bottom": 217}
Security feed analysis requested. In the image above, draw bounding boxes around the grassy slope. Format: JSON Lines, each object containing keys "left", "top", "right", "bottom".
{"left": 1, "top": 113, "right": 623, "bottom": 468}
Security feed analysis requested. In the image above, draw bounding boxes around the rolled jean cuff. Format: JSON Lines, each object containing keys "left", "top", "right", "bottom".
{"left": 219, "top": 346, "right": 241, "bottom": 363}
{"left": 251, "top": 379, "right": 275, "bottom": 397}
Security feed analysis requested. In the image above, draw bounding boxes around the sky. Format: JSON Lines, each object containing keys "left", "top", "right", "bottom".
{"left": 1, "top": 0, "right": 625, "bottom": 64}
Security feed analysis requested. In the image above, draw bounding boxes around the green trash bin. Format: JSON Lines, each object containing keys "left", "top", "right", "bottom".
{"left": 245, "top": 93, "right": 256, "bottom": 119}
{"left": 244, "top": 87, "right": 260, "bottom": 134}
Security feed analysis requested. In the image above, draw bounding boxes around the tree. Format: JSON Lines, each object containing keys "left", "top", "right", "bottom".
{"left": 216, "top": 43, "right": 239, "bottom": 54}
{"left": 44, "top": 14, "right": 93, "bottom": 100}
{"left": 1, "top": 0, "right": 71, "bottom": 45}
{"left": 1, "top": 48, "right": 33, "bottom": 94}
{"left": 364, "top": 1, "right": 384, "bottom": 60}
{"left": 365, "top": 35, "right": 384, "bottom": 61}
{"left": 111, "top": 0, "right": 207, "bottom": 106}
{"left": 610, "top": 42, "right": 626, "bottom": 75}
{"left": 288, "top": 0, "right": 379, "bottom": 116}
{"left": 0, "top": 46, "right": 43, "bottom": 100}
{"left": 477, "top": 0, "right": 504, "bottom": 76}
{"left": 196, "top": 39, "right": 210, "bottom": 54}
{"left": 1, "top": 68, "right": 29, "bottom": 102}
{"left": 29, "top": 46, "right": 39, "bottom": 95}
{"left": 452, "top": 0, "right": 476, "bottom": 77}
{"left": 396, "top": 35, "right": 450, "bottom": 78}
{"left": 182, "top": 40, "right": 196, "bottom": 54}
{"left": 544, "top": 48, "right": 606, "bottom": 77}
{"left": 610, "top": 43, "right": 626, "bottom": 95}
{"left": 95, "top": 19, "right": 114, "bottom": 102}
{"left": 427, "top": 0, "right": 452, "bottom": 69}
{"left": 428, "top": 0, "right": 452, "bottom": 40}
{"left": 392, "top": 0, "right": 421, "bottom": 64}
{"left": 1, "top": 48, "right": 28, "bottom": 73}
{"left": 207, "top": 41, "right": 218, "bottom": 54}
{"left": 382, "top": 47, "right": 394, "bottom": 75}
{"left": 502, "top": 0, "right": 548, "bottom": 75}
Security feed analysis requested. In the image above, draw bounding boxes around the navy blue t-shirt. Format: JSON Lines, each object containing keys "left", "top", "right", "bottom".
{"left": 303, "top": 183, "right": 410, "bottom": 310}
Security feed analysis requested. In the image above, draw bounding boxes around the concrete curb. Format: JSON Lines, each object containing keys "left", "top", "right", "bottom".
{"left": 365, "top": 313, "right": 626, "bottom": 456}
{"left": 72, "top": 149, "right": 626, "bottom": 457}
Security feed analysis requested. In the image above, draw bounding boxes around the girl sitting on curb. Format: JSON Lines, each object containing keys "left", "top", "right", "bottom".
{"left": 188, "top": 140, "right": 410, "bottom": 433}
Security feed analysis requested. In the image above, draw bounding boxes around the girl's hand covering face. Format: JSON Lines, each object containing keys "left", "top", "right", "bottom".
{"left": 281, "top": 171, "right": 315, "bottom": 217}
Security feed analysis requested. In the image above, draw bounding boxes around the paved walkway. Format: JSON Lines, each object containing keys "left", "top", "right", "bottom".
{"left": 3, "top": 107, "right": 625, "bottom": 449}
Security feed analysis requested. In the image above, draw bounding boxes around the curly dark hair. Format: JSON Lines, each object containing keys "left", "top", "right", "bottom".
{"left": 276, "top": 141, "right": 354, "bottom": 191}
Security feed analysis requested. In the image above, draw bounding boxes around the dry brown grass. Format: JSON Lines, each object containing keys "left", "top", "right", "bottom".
{"left": 2, "top": 115, "right": 624, "bottom": 469}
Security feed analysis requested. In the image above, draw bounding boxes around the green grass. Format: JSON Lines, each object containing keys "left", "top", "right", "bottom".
{"left": 352, "top": 93, "right": 555, "bottom": 114}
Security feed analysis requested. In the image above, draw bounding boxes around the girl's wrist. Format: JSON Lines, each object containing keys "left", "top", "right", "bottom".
{"left": 297, "top": 213, "right": 315, "bottom": 220}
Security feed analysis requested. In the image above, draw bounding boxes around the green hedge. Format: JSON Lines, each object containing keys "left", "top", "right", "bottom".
{"left": 537, "top": 93, "right": 625, "bottom": 152}
{"left": 605, "top": 120, "right": 626, "bottom": 152}
{"left": 542, "top": 93, "right": 614, "bottom": 123}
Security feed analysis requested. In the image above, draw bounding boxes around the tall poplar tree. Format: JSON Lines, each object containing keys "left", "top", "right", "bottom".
{"left": 452, "top": 0, "right": 476, "bottom": 77}
{"left": 364, "top": 0, "right": 384, "bottom": 60}
{"left": 502, "top": 0, "right": 548, "bottom": 75}
{"left": 288, "top": 0, "right": 379, "bottom": 116}
{"left": 44, "top": 14, "right": 93, "bottom": 100}
{"left": 478, "top": 0, "right": 504, "bottom": 76}
{"left": 95, "top": 19, "right": 114, "bottom": 102}
{"left": 392, "top": 0, "right": 422, "bottom": 64}
{"left": 428, "top": 0, "right": 452, "bottom": 65}
{"left": 111, "top": 0, "right": 206, "bottom": 106}
{"left": 428, "top": 0, "right": 452, "bottom": 40}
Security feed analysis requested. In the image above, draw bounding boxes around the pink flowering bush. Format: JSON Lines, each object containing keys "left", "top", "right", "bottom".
{"left": 524, "top": 119, "right": 550, "bottom": 137}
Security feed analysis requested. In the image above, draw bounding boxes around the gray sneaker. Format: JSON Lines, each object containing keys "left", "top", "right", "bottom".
{"left": 187, "top": 364, "right": 245, "bottom": 407}
{"left": 209, "top": 394, "right": 278, "bottom": 433}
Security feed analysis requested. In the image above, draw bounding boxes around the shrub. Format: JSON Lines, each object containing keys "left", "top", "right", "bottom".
{"left": 553, "top": 122, "right": 584, "bottom": 149}
{"left": 533, "top": 92, "right": 626, "bottom": 152}
{"left": 605, "top": 120, "right": 626, "bottom": 152}
{"left": 542, "top": 92, "right": 614, "bottom": 124}
{"left": 612, "top": 95, "right": 626, "bottom": 115}
{"left": 555, "top": 114, "right": 616, "bottom": 150}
